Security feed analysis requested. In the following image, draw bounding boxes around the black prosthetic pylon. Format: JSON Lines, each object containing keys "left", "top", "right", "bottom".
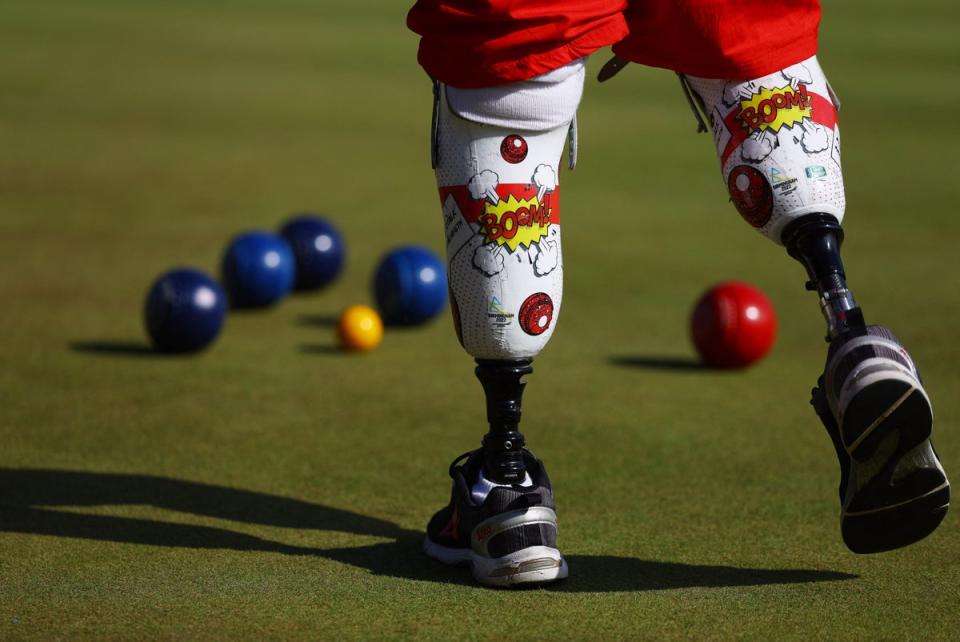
{"left": 782, "top": 213, "right": 865, "bottom": 341}
{"left": 475, "top": 359, "right": 532, "bottom": 484}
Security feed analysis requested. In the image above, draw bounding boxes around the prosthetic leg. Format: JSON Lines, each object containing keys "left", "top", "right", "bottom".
{"left": 422, "top": 62, "right": 583, "bottom": 585}
{"left": 684, "top": 58, "right": 949, "bottom": 553}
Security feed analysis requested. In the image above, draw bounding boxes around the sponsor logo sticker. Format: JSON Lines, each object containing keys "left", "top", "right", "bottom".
{"left": 769, "top": 167, "right": 799, "bottom": 194}
{"left": 487, "top": 296, "right": 514, "bottom": 327}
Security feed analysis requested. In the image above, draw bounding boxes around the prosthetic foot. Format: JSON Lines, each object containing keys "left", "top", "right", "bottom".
{"left": 686, "top": 57, "right": 949, "bottom": 552}
{"left": 811, "top": 357, "right": 949, "bottom": 554}
{"left": 785, "top": 216, "right": 950, "bottom": 552}
{"left": 424, "top": 447, "right": 566, "bottom": 587}
{"left": 424, "top": 359, "right": 566, "bottom": 586}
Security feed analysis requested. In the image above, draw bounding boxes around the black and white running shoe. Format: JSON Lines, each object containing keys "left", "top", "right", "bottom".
{"left": 812, "top": 325, "right": 950, "bottom": 553}
{"left": 424, "top": 449, "right": 568, "bottom": 587}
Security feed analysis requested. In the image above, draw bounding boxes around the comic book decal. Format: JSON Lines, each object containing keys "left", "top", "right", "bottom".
{"left": 468, "top": 170, "right": 501, "bottom": 204}
{"left": 480, "top": 191, "right": 555, "bottom": 251}
{"left": 728, "top": 165, "right": 773, "bottom": 227}
{"left": 472, "top": 243, "right": 504, "bottom": 277}
{"left": 737, "top": 84, "right": 812, "bottom": 133}
{"left": 685, "top": 55, "right": 846, "bottom": 241}
{"left": 715, "top": 63, "right": 838, "bottom": 166}
{"left": 531, "top": 227, "right": 560, "bottom": 277}
{"left": 719, "top": 85, "right": 836, "bottom": 164}
{"left": 519, "top": 293, "right": 553, "bottom": 336}
{"left": 830, "top": 125, "right": 842, "bottom": 167}
{"left": 438, "top": 165, "right": 561, "bottom": 279}
{"left": 500, "top": 135, "right": 528, "bottom": 164}
{"left": 432, "top": 81, "right": 568, "bottom": 360}
{"left": 442, "top": 170, "right": 560, "bottom": 229}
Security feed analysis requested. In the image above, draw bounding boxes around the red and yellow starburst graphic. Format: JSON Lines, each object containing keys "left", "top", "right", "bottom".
{"left": 738, "top": 84, "right": 812, "bottom": 133}
{"left": 479, "top": 194, "right": 553, "bottom": 252}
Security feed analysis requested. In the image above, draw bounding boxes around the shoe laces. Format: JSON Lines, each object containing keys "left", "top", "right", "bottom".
{"left": 448, "top": 451, "right": 475, "bottom": 478}
{"left": 447, "top": 448, "right": 538, "bottom": 478}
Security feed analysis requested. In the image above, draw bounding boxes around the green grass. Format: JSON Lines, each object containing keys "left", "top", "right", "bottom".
{"left": 1, "top": 0, "right": 959, "bottom": 639}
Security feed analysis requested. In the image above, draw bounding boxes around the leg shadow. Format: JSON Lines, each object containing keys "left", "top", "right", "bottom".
{"left": 0, "top": 506, "right": 323, "bottom": 556}
{"left": 0, "top": 468, "right": 856, "bottom": 592}
{"left": 0, "top": 469, "right": 407, "bottom": 539}
{"left": 323, "top": 543, "right": 855, "bottom": 592}
{"left": 549, "top": 555, "right": 855, "bottom": 592}
{"left": 321, "top": 537, "right": 477, "bottom": 587}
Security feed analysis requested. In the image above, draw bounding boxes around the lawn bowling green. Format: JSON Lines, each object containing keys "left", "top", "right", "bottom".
{"left": 1, "top": 0, "right": 958, "bottom": 639}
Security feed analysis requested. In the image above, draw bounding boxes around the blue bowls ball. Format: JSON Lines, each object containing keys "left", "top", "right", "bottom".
{"left": 144, "top": 268, "right": 226, "bottom": 353}
{"left": 221, "top": 231, "right": 295, "bottom": 308}
{"left": 373, "top": 246, "right": 448, "bottom": 325}
{"left": 279, "top": 214, "right": 345, "bottom": 291}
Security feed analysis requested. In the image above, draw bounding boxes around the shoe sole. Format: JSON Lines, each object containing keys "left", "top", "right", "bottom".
{"left": 812, "top": 372, "right": 949, "bottom": 554}
{"left": 840, "top": 434, "right": 950, "bottom": 554}
{"left": 840, "top": 372, "right": 932, "bottom": 463}
{"left": 423, "top": 537, "right": 568, "bottom": 587}
{"left": 842, "top": 477, "right": 949, "bottom": 554}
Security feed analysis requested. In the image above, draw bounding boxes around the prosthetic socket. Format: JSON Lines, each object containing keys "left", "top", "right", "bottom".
{"left": 684, "top": 56, "right": 858, "bottom": 339}
{"left": 431, "top": 61, "right": 583, "bottom": 482}
{"left": 433, "top": 62, "right": 583, "bottom": 360}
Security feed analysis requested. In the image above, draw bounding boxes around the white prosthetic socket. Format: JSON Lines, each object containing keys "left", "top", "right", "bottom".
{"left": 433, "top": 60, "right": 584, "bottom": 360}
{"left": 684, "top": 56, "right": 845, "bottom": 243}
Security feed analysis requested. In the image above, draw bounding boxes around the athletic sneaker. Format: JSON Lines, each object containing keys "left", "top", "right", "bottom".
{"left": 811, "top": 325, "right": 950, "bottom": 553}
{"left": 424, "top": 449, "right": 568, "bottom": 587}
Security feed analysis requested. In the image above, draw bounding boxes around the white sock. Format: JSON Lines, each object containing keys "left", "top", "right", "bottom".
{"left": 446, "top": 58, "right": 586, "bottom": 131}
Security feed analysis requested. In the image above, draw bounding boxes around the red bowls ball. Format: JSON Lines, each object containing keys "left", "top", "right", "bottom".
{"left": 691, "top": 281, "right": 777, "bottom": 369}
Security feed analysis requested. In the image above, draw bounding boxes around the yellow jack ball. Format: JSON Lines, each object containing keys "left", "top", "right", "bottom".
{"left": 337, "top": 305, "right": 384, "bottom": 352}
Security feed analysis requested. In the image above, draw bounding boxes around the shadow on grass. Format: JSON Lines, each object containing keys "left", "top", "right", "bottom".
{"left": 69, "top": 341, "right": 159, "bottom": 357}
{"left": 299, "top": 344, "right": 345, "bottom": 355}
{"left": 551, "top": 556, "right": 854, "bottom": 592}
{"left": 324, "top": 545, "right": 855, "bottom": 592}
{"left": 608, "top": 355, "right": 709, "bottom": 371}
{"left": 0, "top": 469, "right": 855, "bottom": 592}
{"left": 298, "top": 314, "right": 340, "bottom": 328}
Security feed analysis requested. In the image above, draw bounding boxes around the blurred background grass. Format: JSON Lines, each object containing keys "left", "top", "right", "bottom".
{"left": 1, "top": 0, "right": 958, "bottom": 639}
